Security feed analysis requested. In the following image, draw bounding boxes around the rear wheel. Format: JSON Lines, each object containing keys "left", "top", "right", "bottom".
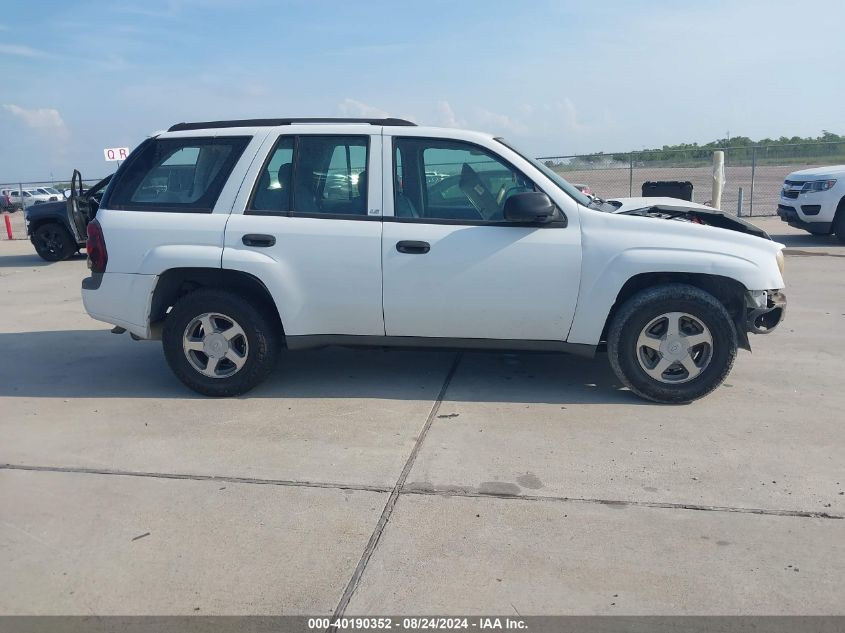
{"left": 608, "top": 284, "right": 737, "bottom": 404}
{"left": 32, "top": 222, "right": 76, "bottom": 261}
{"left": 162, "top": 288, "right": 280, "bottom": 396}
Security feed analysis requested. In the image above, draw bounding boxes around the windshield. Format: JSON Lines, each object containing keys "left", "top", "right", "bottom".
{"left": 495, "top": 137, "right": 592, "bottom": 206}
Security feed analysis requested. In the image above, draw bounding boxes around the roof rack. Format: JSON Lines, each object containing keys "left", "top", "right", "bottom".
{"left": 167, "top": 117, "right": 417, "bottom": 132}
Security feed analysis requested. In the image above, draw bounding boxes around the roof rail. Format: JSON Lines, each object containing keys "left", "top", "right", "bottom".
{"left": 167, "top": 117, "right": 416, "bottom": 132}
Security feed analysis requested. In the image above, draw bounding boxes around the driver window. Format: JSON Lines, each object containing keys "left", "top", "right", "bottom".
{"left": 393, "top": 138, "right": 534, "bottom": 222}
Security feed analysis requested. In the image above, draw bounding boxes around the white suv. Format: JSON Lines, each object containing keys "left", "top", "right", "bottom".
{"left": 74, "top": 117, "right": 786, "bottom": 403}
{"left": 776, "top": 165, "right": 845, "bottom": 241}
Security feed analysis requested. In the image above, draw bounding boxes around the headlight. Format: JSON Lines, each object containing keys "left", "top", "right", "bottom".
{"left": 776, "top": 250, "right": 785, "bottom": 275}
{"left": 801, "top": 179, "right": 836, "bottom": 193}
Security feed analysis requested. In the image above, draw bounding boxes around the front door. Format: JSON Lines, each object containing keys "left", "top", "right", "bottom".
{"left": 382, "top": 137, "right": 581, "bottom": 341}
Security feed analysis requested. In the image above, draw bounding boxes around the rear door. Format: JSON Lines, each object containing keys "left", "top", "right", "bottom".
{"left": 223, "top": 130, "right": 384, "bottom": 338}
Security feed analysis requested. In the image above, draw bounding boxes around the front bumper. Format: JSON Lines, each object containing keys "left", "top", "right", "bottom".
{"left": 776, "top": 203, "right": 832, "bottom": 234}
{"left": 745, "top": 290, "right": 786, "bottom": 334}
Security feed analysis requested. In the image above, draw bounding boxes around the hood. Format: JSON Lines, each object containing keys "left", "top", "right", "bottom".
{"left": 786, "top": 165, "right": 845, "bottom": 180}
{"left": 24, "top": 199, "right": 66, "bottom": 218}
{"left": 606, "top": 196, "right": 770, "bottom": 240}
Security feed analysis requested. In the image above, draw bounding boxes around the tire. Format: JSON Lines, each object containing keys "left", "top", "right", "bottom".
{"left": 833, "top": 202, "right": 845, "bottom": 243}
{"left": 31, "top": 222, "right": 76, "bottom": 261}
{"left": 607, "top": 283, "right": 738, "bottom": 404}
{"left": 162, "top": 288, "right": 280, "bottom": 397}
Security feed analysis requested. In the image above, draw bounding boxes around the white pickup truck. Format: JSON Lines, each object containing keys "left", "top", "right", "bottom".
{"left": 72, "top": 118, "right": 786, "bottom": 403}
{"left": 776, "top": 164, "right": 845, "bottom": 241}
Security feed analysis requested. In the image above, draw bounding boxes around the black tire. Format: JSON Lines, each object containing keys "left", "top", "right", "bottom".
{"left": 833, "top": 201, "right": 845, "bottom": 243}
{"left": 162, "top": 288, "right": 280, "bottom": 397}
{"left": 607, "top": 283, "right": 738, "bottom": 404}
{"left": 31, "top": 222, "right": 76, "bottom": 261}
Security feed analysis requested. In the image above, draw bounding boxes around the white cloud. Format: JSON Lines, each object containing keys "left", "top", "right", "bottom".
{"left": 556, "top": 98, "right": 586, "bottom": 133}
{"left": 435, "top": 101, "right": 463, "bottom": 128}
{"left": 337, "top": 98, "right": 390, "bottom": 119}
{"left": 0, "top": 43, "right": 48, "bottom": 58}
{"left": 3, "top": 104, "right": 69, "bottom": 140}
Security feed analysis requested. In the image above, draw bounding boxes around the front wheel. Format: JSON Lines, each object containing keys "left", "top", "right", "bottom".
{"left": 833, "top": 207, "right": 845, "bottom": 244}
{"left": 162, "top": 288, "right": 280, "bottom": 397}
{"left": 607, "top": 284, "right": 738, "bottom": 404}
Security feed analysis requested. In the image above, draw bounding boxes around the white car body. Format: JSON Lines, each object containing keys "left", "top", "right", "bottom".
{"left": 77, "top": 119, "right": 786, "bottom": 401}
{"left": 1, "top": 188, "right": 52, "bottom": 209}
{"left": 35, "top": 187, "right": 64, "bottom": 200}
{"left": 776, "top": 164, "right": 845, "bottom": 237}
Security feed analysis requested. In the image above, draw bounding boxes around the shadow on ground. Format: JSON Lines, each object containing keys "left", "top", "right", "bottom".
{"left": 0, "top": 252, "right": 85, "bottom": 268}
{"left": 769, "top": 232, "right": 843, "bottom": 251}
{"left": 0, "top": 329, "right": 639, "bottom": 405}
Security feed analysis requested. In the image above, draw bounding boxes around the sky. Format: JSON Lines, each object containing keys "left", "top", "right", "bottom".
{"left": 1, "top": 0, "right": 844, "bottom": 182}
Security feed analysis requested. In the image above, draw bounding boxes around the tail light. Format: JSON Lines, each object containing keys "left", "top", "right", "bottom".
{"left": 86, "top": 219, "right": 108, "bottom": 273}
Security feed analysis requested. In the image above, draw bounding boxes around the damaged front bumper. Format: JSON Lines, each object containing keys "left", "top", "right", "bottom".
{"left": 745, "top": 290, "right": 786, "bottom": 334}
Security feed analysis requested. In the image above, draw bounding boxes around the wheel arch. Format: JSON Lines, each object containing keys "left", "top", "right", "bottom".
{"left": 150, "top": 268, "right": 284, "bottom": 341}
{"left": 602, "top": 272, "right": 750, "bottom": 351}
{"left": 28, "top": 216, "right": 77, "bottom": 241}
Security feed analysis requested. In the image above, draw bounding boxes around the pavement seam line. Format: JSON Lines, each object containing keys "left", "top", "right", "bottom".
{"left": 329, "top": 352, "right": 464, "bottom": 624}
{"left": 401, "top": 488, "right": 844, "bottom": 520}
{"left": 0, "top": 464, "right": 392, "bottom": 494}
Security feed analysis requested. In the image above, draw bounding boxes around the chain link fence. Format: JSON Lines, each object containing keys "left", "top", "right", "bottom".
{"left": 539, "top": 141, "right": 845, "bottom": 217}
{"left": 4, "top": 141, "right": 845, "bottom": 242}
{"left": 1, "top": 178, "right": 103, "bottom": 240}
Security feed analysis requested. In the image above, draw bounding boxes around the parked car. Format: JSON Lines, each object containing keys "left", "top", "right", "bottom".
{"left": 35, "top": 186, "right": 65, "bottom": 200}
{"left": 27, "top": 173, "right": 111, "bottom": 261}
{"left": 1, "top": 188, "right": 53, "bottom": 209}
{"left": 776, "top": 165, "right": 845, "bottom": 241}
{"left": 74, "top": 117, "right": 786, "bottom": 403}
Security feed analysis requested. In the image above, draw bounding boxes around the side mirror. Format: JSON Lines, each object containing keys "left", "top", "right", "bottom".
{"left": 503, "top": 192, "right": 555, "bottom": 222}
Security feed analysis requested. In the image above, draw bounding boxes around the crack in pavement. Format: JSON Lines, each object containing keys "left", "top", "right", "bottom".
{"left": 0, "top": 463, "right": 392, "bottom": 494}
{"left": 328, "top": 352, "right": 464, "bottom": 628}
{"left": 402, "top": 487, "right": 844, "bottom": 520}
{"left": 4, "top": 461, "right": 840, "bottom": 523}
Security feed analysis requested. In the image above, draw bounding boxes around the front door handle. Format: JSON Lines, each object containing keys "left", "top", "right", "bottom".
{"left": 396, "top": 240, "right": 430, "bottom": 254}
{"left": 242, "top": 234, "right": 276, "bottom": 247}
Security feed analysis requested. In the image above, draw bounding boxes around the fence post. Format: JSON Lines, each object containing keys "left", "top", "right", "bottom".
{"left": 749, "top": 146, "right": 756, "bottom": 217}
{"left": 711, "top": 151, "right": 725, "bottom": 209}
{"left": 737, "top": 187, "right": 744, "bottom": 217}
{"left": 628, "top": 152, "right": 634, "bottom": 197}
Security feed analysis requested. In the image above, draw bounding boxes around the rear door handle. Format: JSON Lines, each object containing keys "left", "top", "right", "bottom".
{"left": 242, "top": 234, "right": 276, "bottom": 247}
{"left": 396, "top": 240, "right": 430, "bottom": 254}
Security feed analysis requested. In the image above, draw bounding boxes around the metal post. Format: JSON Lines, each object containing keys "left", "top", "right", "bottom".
{"left": 19, "top": 182, "right": 23, "bottom": 212}
{"left": 737, "top": 187, "right": 744, "bottom": 217}
{"left": 711, "top": 151, "right": 725, "bottom": 210}
{"left": 629, "top": 152, "right": 634, "bottom": 197}
{"left": 749, "top": 146, "right": 756, "bottom": 217}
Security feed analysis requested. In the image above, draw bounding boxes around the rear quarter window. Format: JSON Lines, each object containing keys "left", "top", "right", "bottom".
{"left": 102, "top": 136, "right": 251, "bottom": 213}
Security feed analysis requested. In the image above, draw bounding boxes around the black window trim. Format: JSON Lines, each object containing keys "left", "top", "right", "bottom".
{"left": 101, "top": 135, "right": 252, "bottom": 214}
{"left": 245, "top": 133, "right": 372, "bottom": 219}
{"left": 390, "top": 136, "right": 567, "bottom": 228}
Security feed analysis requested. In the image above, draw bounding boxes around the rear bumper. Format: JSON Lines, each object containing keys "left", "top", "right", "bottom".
{"left": 81, "top": 272, "right": 157, "bottom": 339}
{"left": 777, "top": 205, "right": 832, "bottom": 234}
{"left": 746, "top": 290, "right": 786, "bottom": 334}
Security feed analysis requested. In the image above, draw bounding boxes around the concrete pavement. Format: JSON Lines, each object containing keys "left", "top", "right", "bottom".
{"left": 1, "top": 215, "right": 843, "bottom": 615}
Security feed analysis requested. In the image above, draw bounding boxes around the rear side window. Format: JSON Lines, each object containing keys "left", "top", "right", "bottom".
{"left": 103, "top": 136, "right": 250, "bottom": 213}
{"left": 248, "top": 135, "right": 369, "bottom": 216}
